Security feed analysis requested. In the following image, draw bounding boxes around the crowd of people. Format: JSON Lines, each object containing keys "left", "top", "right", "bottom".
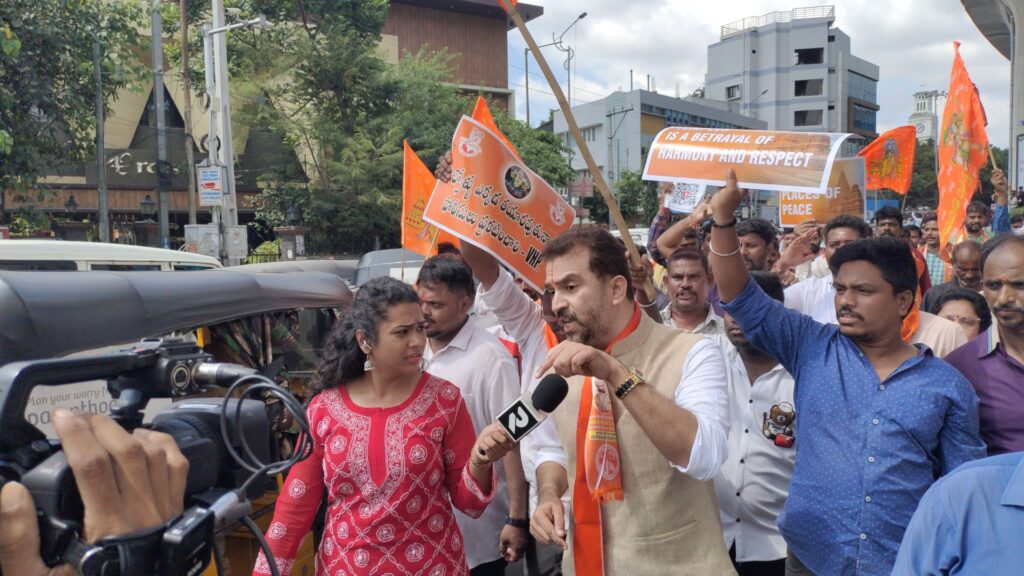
{"left": 2, "top": 165, "right": 1020, "bottom": 576}
{"left": 245, "top": 166, "right": 1021, "bottom": 576}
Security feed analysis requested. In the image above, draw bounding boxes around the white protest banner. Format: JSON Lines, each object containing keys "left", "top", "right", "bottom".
{"left": 643, "top": 127, "right": 851, "bottom": 195}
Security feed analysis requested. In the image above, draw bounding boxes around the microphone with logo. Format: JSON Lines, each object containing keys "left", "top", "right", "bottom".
{"left": 491, "top": 374, "right": 569, "bottom": 444}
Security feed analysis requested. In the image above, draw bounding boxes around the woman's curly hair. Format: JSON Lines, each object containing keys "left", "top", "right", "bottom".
{"left": 308, "top": 277, "right": 419, "bottom": 396}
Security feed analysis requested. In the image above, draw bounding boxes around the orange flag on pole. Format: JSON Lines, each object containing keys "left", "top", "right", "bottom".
{"left": 471, "top": 96, "right": 520, "bottom": 159}
{"left": 402, "top": 140, "right": 458, "bottom": 257}
{"left": 858, "top": 126, "right": 916, "bottom": 194}
{"left": 936, "top": 42, "right": 989, "bottom": 247}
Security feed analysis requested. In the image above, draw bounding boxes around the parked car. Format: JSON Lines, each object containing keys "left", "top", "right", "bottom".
{"left": 354, "top": 248, "right": 424, "bottom": 287}
{"left": 610, "top": 228, "right": 650, "bottom": 250}
{"left": 0, "top": 240, "right": 222, "bottom": 271}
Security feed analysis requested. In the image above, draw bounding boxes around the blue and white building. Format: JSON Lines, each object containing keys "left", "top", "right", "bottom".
{"left": 705, "top": 5, "right": 879, "bottom": 151}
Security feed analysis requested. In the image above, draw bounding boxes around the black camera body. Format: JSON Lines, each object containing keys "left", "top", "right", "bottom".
{"left": 0, "top": 338, "right": 278, "bottom": 575}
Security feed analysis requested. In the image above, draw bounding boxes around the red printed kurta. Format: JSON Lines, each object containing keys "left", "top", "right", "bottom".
{"left": 253, "top": 373, "right": 495, "bottom": 576}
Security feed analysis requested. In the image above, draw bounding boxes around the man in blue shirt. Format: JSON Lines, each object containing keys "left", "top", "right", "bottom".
{"left": 707, "top": 170, "right": 986, "bottom": 576}
{"left": 892, "top": 451, "right": 1024, "bottom": 575}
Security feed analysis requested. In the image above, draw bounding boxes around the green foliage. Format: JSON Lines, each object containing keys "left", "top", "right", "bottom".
{"left": 492, "top": 111, "right": 575, "bottom": 189}
{"left": 582, "top": 194, "right": 610, "bottom": 226}
{"left": 0, "top": 0, "right": 145, "bottom": 192}
{"left": 906, "top": 139, "right": 1009, "bottom": 210}
{"left": 9, "top": 208, "right": 51, "bottom": 237}
{"left": 244, "top": 238, "right": 281, "bottom": 263}
{"left": 616, "top": 170, "right": 658, "bottom": 225}
{"left": 164, "top": 1, "right": 571, "bottom": 254}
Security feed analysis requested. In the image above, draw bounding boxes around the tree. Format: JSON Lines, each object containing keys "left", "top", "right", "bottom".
{"left": 0, "top": 0, "right": 144, "bottom": 216}
{"left": 906, "top": 139, "right": 1009, "bottom": 210}
{"left": 165, "top": 0, "right": 572, "bottom": 254}
{"left": 616, "top": 169, "right": 658, "bottom": 226}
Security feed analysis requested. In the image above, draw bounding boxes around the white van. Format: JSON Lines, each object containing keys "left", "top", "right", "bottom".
{"left": 0, "top": 240, "right": 223, "bottom": 271}
{"left": 610, "top": 227, "right": 650, "bottom": 249}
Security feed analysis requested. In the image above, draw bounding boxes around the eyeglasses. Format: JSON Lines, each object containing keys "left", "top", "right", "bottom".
{"left": 941, "top": 314, "right": 980, "bottom": 328}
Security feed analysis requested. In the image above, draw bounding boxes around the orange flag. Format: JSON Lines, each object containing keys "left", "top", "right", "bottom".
{"left": 936, "top": 42, "right": 989, "bottom": 247}
{"left": 496, "top": 0, "right": 517, "bottom": 14}
{"left": 471, "top": 96, "right": 519, "bottom": 159}
{"left": 402, "top": 140, "right": 458, "bottom": 257}
{"left": 858, "top": 126, "right": 916, "bottom": 194}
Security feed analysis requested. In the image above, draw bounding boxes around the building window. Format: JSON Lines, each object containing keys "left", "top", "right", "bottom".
{"left": 852, "top": 103, "right": 877, "bottom": 133}
{"left": 581, "top": 125, "right": 599, "bottom": 142}
{"left": 726, "top": 85, "right": 742, "bottom": 100}
{"left": 828, "top": 34, "right": 835, "bottom": 42}
{"left": 794, "top": 79, "right": 823, "bottom": 97}
{"left": 794, "top": 109, "right": 823, "bottom": 126}
{"left": 847, "top": 70, "right": 877, "bottom": 103}
{"left": 794, "top": 48, "right": 824, "bottom": 65}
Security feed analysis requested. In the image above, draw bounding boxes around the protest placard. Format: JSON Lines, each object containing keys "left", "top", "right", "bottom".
{"left": 643, "top": 128, "right": 851, "bottom": 195}
{"left": 423, "top": 116, "right": 575, "bottom": 291}
{"left": 665, "top": 182, "right": 707, "bottom": 214}
{"left": 779, "top": 157, "right": 865, "bottom": 228}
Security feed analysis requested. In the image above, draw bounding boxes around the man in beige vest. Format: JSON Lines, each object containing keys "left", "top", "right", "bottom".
{"left": 529, "top": 228, "right": 736, "bottom": 575}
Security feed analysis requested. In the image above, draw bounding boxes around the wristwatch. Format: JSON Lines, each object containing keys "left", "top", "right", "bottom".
{"left": 614, "top": 367, "right": 645, "bottom": 399}
{"left": 505, "top": 516, "right": 529, "bottom": 529}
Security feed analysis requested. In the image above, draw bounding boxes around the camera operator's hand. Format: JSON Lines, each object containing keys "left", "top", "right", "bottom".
{"left": 0, "top": 409, "right": 189, "bottom": 575}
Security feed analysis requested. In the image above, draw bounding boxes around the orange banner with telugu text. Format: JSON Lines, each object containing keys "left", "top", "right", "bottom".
{"left": 402, "top": 140, "right": 458, "bottom": 257}
{"left": 858, "top": 126, "right": 916, "bottom": 194}
{"left": 643, "top": 127, "right": 851, "bottom": 194}
{"left": 779, "top": 157, "right": 865, "bottom": 228}
{"left": 937, "top": 41, "right": 989, "bottom": 248}
{"left": 423, "top": 116, "right": 575, "bottom": 292}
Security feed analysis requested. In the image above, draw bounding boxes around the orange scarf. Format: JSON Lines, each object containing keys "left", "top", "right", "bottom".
{"left": 900, "top": 252, "right": 927, "bottom": 341}
{"left": 571, "top": 305, "right": 641, "bottom": 576}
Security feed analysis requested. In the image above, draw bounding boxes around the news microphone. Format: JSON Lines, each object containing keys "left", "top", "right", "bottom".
{"left": 496, "top": 374, "right": 569, "bottom": 442}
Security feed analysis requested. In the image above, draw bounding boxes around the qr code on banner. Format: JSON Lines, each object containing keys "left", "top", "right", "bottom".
{"left": 666, "top": 182, "right": 706, "bottom": 213}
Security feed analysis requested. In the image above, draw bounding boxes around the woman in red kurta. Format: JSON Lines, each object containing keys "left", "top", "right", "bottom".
{"left": 254, "top": 278, "right": 513, "bottom": 576}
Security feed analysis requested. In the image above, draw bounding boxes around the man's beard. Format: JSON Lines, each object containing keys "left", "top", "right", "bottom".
{"left": 558, "top": 305, "right": 604, "bottom": 346}
{"left": 993, "top": 304, "right": 1024, "bottom": 330}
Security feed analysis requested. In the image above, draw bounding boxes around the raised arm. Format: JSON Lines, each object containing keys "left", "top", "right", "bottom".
{"left": 991, "top": 169, "right": 1010, "bottom": 233}
{"left": 655, "top": 200, "right": 713, "bottom": 262}
{"left": 460, "top": 240, "right": 500, "bottom": 289}
{"left": 708, "top": 169, "right": 749, "bottom": 302}
{"left": 646, "top": 184, "right": 673, "bottom": 266}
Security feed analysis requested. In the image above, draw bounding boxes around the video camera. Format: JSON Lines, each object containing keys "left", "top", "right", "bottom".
{"left": 0, "top": 338, "right": 310, "bottom": 575}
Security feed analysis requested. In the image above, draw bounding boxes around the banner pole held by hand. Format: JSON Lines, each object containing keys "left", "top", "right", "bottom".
{"left": 501, "top": 1, "right": 657, "bottom": 302}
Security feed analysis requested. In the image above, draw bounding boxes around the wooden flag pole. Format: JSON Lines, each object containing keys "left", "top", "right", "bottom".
{"left": 987, "top": 144, "right": 999, "bottom": 171}
{"left": 504, "top": 3, "right": 657, "bottom": 301}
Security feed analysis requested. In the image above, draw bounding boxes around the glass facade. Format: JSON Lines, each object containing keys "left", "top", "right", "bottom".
{"left": 852, "top": 103, "right": 877, "bottom": 133}
{"left": 641, "top": 104, "right": 744, "bottom": 129}
{"left": 847, "top": 71, "right": 877, "bottom": 103}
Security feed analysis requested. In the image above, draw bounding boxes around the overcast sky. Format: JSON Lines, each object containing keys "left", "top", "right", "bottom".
{"left": 506, "top": 0, "right": 1013, "bottom": 148}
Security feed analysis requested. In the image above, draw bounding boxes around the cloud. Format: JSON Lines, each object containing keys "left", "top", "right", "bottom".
{"left": 509, "top": 0, "right": 1012, "bottom": 147}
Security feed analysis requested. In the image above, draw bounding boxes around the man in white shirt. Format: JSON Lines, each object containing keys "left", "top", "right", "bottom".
{"left": 782, "top": 215, "right": 966, "bottom": 356}
{"left": 713, "top": 271, "right": 796, "bottom": 576}
{"left": 658, "top": 247, "right": 724, "bottom": 335}
{"left": 461, "top": 242, "right": 566, "bottom": 576}
{"left": 416, "top": 255, "right": 529, "bottom": 575}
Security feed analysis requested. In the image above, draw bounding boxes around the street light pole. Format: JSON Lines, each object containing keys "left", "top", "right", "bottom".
{"left": 202, "top": 10, "right": 268, "bottom": 264}
{"left": 524, "top": 47, "right": 530, "bottom": 126}
{"left": 542, "top": 12, "right": 586, "bottom": 108}
{"left": 152, "top": 0, "right": 170, "bottom": 248}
